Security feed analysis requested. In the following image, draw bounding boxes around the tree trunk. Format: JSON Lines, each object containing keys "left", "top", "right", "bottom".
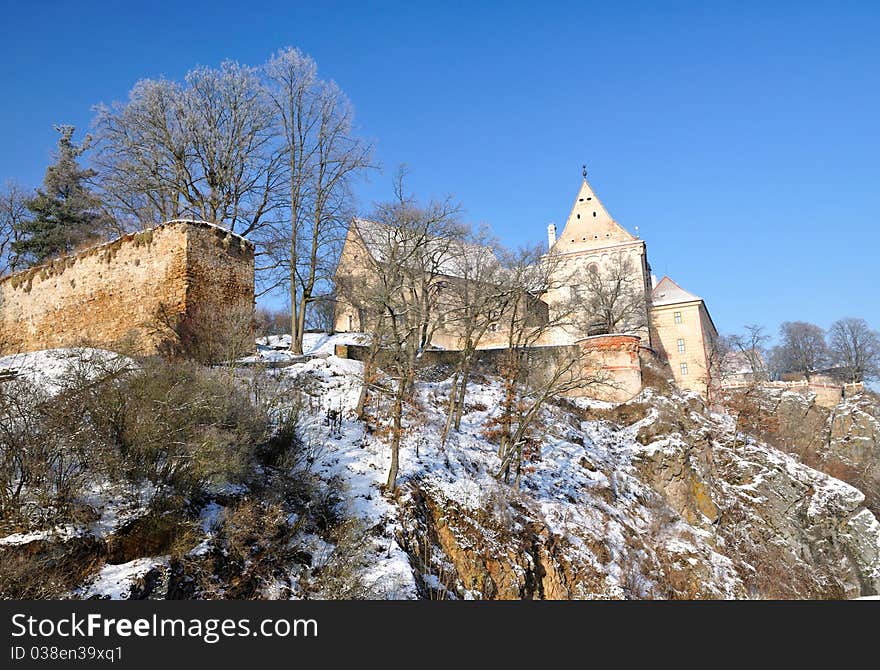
{"left": 295, "top": 293, "right": 308, "bottom": 354}
{"left": 289, "top": 174, "right": 302, "bottom": 354}
{"left": 356, "top": 355, "right": 374, "bottom": 420}
{"left": 440, "top": 370, "right": 460, "bottom": 445}
{"left": 453, "top": 362, "right": 471, "bottom": 431}
{"left": 386, "top": 389, "right": 404, "bottom": 490}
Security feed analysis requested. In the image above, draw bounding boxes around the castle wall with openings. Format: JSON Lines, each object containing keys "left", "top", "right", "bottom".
{"left": 0, "top": 221, "right": 254, "bottom": 356}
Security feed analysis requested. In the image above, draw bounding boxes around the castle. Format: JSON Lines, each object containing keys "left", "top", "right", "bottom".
{"left": 334, "top": 173, "right": 719, "bottom": 399}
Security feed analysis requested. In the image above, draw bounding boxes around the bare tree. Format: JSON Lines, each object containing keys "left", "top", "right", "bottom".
{"left": 573, "top": 253, "right": 647, "bottom": 335}
{"left": 93, "top": 60, "right": 284, "bottom": 240}
{"left": 770, "top": 321, "right": 829, "bottom": 380}
{"left": 263, "top": 47, "right": 373, "bottom": 354}
{"left": 354, "top": 176, "right": 462, "bottom": 490}
{"left": 728, "top": 324, "right": 769, "bottom": 380}
{"left": 828, "top": 317, "right": 880, "bottom": 382}
{"left": 487, "top": 247, "right": 611, "bottom": 487}
{"left": 0, "top": 182, "right": 27, "bottom": 276}
{"left": 305, "top": 295, "right": 336, "bottom": 332}
{"left": 254, "top": 307, "right": 293, "bottom": 337}
{"left": 440, "top": 227, "right": 513, "bottom": 442}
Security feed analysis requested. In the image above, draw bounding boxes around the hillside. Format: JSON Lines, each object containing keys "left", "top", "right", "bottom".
{"left": 1, "top": 344, "right": 878, "bottom": 599}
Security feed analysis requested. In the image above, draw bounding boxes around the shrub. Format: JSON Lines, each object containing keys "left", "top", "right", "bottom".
{"left": 94, "top": 359, "right": 270, "bottom": 498}
{"left": 0, "top": 536, "right": 106, "bottom": 599}
{"left": 304, "top": 518, "right": 379, "bottom": 599}
{"left": 0, "top": 354, "right": 275, "bottom": 528}
{"left": 156, "top": 302, "right": 255, "bottom": 365}
{"left": 0, "top": 374, "right": 115, "bottom": 528}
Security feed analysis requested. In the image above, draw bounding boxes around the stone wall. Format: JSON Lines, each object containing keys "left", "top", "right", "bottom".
{"left": 720, "top": 378, "right": 865, "bottom": 409}
{"left": 572, "top": 335, "right": 643, "bottom": 402}
{"left": 0, "top": 221, "right": 254, "bottom": 356}
{"left": 336, "top": 334, "right": 646, "bottom": 403}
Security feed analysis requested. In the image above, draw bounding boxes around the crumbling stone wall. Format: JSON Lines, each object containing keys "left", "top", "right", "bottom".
{"left": 0, "top": 221, "right": 254, "bottom": 356}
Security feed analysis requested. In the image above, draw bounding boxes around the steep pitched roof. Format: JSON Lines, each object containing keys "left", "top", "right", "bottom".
{"left": 552, "top": 177, "right": 637, "bottom": 253}
{"left": 651, "top": 276, "right": 702, "bottom": 306}
{"left": 349, "top": 218, "right": 500, "bottom": 280}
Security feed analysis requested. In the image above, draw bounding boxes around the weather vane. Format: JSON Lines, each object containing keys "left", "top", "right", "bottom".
{"left": 582, "top": 164, "right": 587, "bottom": 179}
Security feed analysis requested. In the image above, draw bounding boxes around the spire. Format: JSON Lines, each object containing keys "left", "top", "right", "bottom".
{"left": 552, "top": 172, "right": 637, "bottom": 253}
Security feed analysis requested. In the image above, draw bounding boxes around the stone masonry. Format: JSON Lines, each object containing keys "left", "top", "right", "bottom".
{"left": 0, "top": 220, "right": 254, "bottom": 356}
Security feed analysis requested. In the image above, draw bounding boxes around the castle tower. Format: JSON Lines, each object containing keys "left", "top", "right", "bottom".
{"left": 543, "top": 170, "right": 654, "bottom": 347}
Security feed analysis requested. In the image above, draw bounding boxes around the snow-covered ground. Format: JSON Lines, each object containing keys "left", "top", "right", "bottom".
{"left": 244, "top": 332, "right": 368, "bottom": 364}
{"left": 278, "top": 354, "right": 742, "bottom": 598}
{"left": 275, "top": 352, "right": 880, "bottom": 599}
{"left": 4, "top": 341, "right": 879, "bottom": 599}
{"left": 0, "top": 347, "right": 133, "bottom": 396}
{"left": 78, "top": 557, "right": 169, "bottom": 599}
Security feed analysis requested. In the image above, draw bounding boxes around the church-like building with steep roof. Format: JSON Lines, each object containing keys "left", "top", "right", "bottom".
{"left": 539, "top": 172, "right": 717, "bottom": 394}
{"left": 333, "top": 171, "right": 719, "bottom": 397}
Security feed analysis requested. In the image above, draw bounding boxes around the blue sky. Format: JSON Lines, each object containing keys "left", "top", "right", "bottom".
{"left": 1, "top": 1, "right": 878, "bottom": 341}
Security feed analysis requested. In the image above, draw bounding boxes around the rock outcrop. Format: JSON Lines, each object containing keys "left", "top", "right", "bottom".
{"left": 745, "top": 389, "right": 880, "bottom": 521}
{"left": 386, "top": 380, "right": 880, "bottom": 599}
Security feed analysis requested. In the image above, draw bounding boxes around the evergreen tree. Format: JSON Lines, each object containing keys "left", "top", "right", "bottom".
{"left": 13, "top": 125, "right": 105, "bottom": 264}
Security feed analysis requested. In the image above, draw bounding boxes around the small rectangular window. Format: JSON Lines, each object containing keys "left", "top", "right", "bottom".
{"left": 674, "top": 311, "right": 682, "bottom": 324}
{"left": 677, "top": 338, "right": 685, "bottom": 353}
{"left": 680, "top": 362, "right": 688, "bottom": 375}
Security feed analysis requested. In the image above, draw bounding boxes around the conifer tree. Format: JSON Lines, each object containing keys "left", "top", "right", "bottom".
{"left": 13, "top": 125, "right": 105, "bottom": 264}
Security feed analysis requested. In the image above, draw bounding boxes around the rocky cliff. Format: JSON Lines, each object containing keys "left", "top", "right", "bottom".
{"left": 739, "top": 388, "right": 880, "bottom": 521}
{"left": 3, "top": 349, "right": 879, "bottom": 600}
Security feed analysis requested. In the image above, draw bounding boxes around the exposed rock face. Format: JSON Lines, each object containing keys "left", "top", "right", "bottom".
{"left": 748, "top": 390, "right": 880, "bottom": 521}
{"left": 392, "top": 385, "right": 880, "bottom": 599}
{"left": 397, "top": 478, "right": 743, "bottom": 600}
{"left": 6, "top": 353, "right": 878, "bottom": 600}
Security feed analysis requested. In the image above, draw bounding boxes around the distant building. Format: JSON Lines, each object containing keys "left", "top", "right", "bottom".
{"left": 720, "top": 349, "right": 766, "bottom": 386}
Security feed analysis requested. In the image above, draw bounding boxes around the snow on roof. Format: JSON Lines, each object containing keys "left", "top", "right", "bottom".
{"left": 651, "top": 276, "right": 703, "bottom": 306}
{"left": 164, "top": 219, "right": 254, "bottom": 246}
{"left": 351, "top": 218, "right": 500, "bottom": 280}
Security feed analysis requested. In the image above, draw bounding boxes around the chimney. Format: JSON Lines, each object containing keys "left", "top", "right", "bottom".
{"left": 547, "top": 223, "right": 557, "bottom": 250}
{"left": 651, "top": 273, "right": 658, "bottom": 288}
